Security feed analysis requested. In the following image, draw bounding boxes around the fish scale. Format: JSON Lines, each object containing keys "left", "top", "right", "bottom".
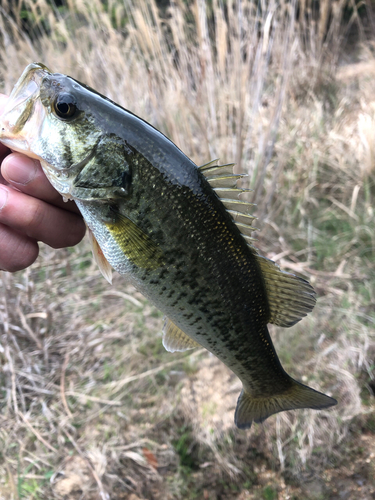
{"left": 0, "top": 63, "right": 337, "bottom": 429}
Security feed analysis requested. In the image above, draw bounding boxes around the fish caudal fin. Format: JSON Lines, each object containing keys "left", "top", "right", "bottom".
{"left": 234, "top": 380, "right": 337, "bottom": 429}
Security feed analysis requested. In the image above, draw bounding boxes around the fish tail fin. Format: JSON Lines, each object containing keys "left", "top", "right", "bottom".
{"left": 234, "top": 379, "right": 337, "bottom": 429}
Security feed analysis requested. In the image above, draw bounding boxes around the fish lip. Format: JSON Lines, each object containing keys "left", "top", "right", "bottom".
{"left": 3, "top": 62, "right": 50, "bottom": 113}
{"left": 0, "top": 63, "right": 51, "bottom": 150}
{"left": 7, "top": 62, "right": 51, "bottom": 101}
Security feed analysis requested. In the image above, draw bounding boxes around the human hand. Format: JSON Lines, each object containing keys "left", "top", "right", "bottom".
{"left": 0, "top": 95, "right": 86, "bottom": 272}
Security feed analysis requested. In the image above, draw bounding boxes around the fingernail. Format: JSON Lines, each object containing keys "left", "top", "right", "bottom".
{"left": 4, "top": 155, "right": 38, "bottom": 185}
{"left": 0, "top": 185, "right": 8, "bottom": 210}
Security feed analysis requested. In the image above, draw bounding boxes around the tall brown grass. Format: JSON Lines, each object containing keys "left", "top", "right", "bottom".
{"left": 0, "top": 0, "right": 351, "bottom": 210}
{"left": 0, "top": 0, "right": 374, "bottom": 499}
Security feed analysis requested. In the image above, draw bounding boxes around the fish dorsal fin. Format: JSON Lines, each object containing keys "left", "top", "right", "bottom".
{"left": 221, "top": 199, "right": 255, "bottom": 215}
{"left": 200, "top": 160, "right": 315, "bottom": 327}
{"left": 256, "top": 255, "right": 316, "bottom": 327}
{"left": 213, "top": 187, "right": 246, "bottom": 199}
{"left": 198, "top": 158, "right": 221, "bottom": 171}
{"left": 207, "top": 173, "right": 246, "bottom": 189}
{"left": 162, "top": 317, "right": 200, "bottom": 352}
{"left": 200, "top": 160, "right": 244, "bottom": 188}
{"left": 199, "top": 159, "right": 258, "bottom": 239}
{"left": 87, "top": 226, "right": 113, "bottom": 284}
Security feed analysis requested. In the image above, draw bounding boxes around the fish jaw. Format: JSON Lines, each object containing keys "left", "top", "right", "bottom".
{"left": 0, "top": 63, "right": 49, "bottom": 159}
{"left": 0, "top": 62, "right": 94, "bottom": 198}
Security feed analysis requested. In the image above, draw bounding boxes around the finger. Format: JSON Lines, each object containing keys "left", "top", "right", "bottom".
{"left": 0, "top": 223, "right": 39, "bottom": 272}
{"left": 0, "top": 146, "right": 10, "bottom": 170}
{"left": 0, "top": 95, "right": 11, "bottom": 175}
{"left": 1, "top": 153, "right": 81, "bottom": 214}
{"left": 0, "top": 94, "right": 11, "bottom": 161}
{"left": 0, "top": 184, "right": 86, "bottom": 249}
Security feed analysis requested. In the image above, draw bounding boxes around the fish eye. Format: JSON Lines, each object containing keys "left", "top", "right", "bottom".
{"left": 53, "top": 93, "right": 77, "bottom": 119}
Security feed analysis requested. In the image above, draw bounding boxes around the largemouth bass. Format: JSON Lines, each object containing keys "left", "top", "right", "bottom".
{"left": 0, "top": 63, "right": 337, "bottom": 428}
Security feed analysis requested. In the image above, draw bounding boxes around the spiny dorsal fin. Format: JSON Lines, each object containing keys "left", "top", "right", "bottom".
{"left": 256, "top": 255, "right": 316, "bottom": 327}
{"left": 162, "top": 317, "right": 200, "bottom": 352}
{"left": 199, "top": 158, "right": 220, "bottom": 170}
{"left": 200, "top": 160, "right": 315, "bottom": 327}
{"left": 213, "top": 187, "right": 249, "bottom": 199}
{"left": 87, "top": 226, "right": 113, "bottom": 284}
{"left": 199, "top": 160, "right": 235, "bottom": 174}
{"left": 221, "top": 199, "right": 255, "bottom": 215}
{"left": 233, "top": 222, "right": 256, "bottom": 237}
{"left": 200, "top": 160, "right": 242, "bottom": 188}
{"left": 242, "top": 234, "right": 258, "bottom": 244}
{"left": 199, "top": 159, "right": 258, "bottom": 241}
{"left": 207, "top": 174, "right": 246, "bottom": 189}
{"left": 227, "top": 210, "right": 256, "bottom": 225}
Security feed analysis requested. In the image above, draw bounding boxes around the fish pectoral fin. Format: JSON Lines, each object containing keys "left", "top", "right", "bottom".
{"left": 87, "top": 226, "right": 113, "bottom": 284}
{"left": 256, "top": 255, "right": 317, "bottom": 327}
{"left": 234, "top": 380, "right": 337, "bottom": 429}
{"left": 104, "top": 211, "right": 164, "bottom": 270}
{"left": 162, "top": 317, "right": 200, "bottom": 352}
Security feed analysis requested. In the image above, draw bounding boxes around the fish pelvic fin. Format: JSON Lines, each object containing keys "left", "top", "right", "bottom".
{"left": 234, "top": 380, "right": 337, "bottom": 430}
{"left": 162, "top": 317, "right": 200, "bottom": 352}
{"left": 87, "top": 226, "right": 113, "bottom": 284}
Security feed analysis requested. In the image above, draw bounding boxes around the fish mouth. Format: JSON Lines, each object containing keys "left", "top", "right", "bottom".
{"left": 0, "top": 62, "right": 51, "bottom": 156}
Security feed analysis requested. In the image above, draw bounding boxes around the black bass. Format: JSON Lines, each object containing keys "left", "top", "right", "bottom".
{"left": 0, "top": 63, "right": 337, "bottom": 428}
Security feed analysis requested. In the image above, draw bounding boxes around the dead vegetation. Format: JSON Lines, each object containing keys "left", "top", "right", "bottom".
{"left": 0, "top": 0, "right": 375, "bottom": 498}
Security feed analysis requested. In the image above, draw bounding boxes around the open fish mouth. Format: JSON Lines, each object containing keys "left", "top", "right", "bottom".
{"left": 0, "top": 63, "right": 51, "bottom": 156}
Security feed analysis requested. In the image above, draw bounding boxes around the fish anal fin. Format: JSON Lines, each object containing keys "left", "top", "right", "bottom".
{"left": 235, "top": 380, "right": 337, "bottom": 429}
{"left": 87, "top": 226, "right": 113, "bottom": 284}
{"left": 256, "top": 255, "right": 317, "bottom": 327}
{"left": 162, "top": 317, "right": 200, "bottom": 352}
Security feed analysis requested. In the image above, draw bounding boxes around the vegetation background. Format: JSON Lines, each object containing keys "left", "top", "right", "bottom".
{"left": 0, "top": 0, "right": 374, "bottom": 498}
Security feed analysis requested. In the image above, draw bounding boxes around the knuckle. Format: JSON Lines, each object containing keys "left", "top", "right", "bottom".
{"left": 12, "top": 241, "right": 39, "bottom": 271}
{"left": 69, "top": 217, "right": 86, "bottom": 245}
{"left": 6, "top": 252, "right": 38, "bottom": 272}
{"left": 49, "top": 214, "right": 85, "bottom": 249}
{"left": 26, "top": 200, "right": 45, "bottom": 231}
{"left": 0, "top": 227, "right": 39, "bottom": 271}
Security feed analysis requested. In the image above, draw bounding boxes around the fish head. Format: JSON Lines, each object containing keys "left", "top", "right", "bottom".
{"left": 0, "top": 62, "right": 102, "bottom": 195}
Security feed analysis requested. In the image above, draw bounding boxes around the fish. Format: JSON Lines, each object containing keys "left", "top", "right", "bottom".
{"left": 0, "top": 63, "right": 337, "bottom": 428}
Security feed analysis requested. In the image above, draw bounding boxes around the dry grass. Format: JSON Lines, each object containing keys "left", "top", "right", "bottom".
{"left": 0, "top": 0, "right": 375, "bottom": 499}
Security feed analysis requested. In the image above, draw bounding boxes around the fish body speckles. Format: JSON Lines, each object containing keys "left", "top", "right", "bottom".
{"left": 0, "top": 63, "right": 337, "bottom": 428}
